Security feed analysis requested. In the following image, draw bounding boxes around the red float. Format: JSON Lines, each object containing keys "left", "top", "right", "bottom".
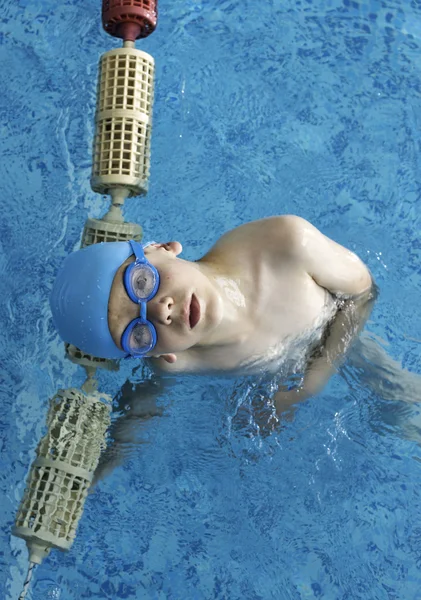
{"left": 102, "top": 0, "right": 158, "bottom": 41}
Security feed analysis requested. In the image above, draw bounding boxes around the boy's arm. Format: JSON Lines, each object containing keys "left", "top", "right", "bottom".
{"left": 278, "top": 215, "right": 373, "bottom": 295}
{"left": 274, "top": 216, "right": 375, "bottom": 414}
{"left": 274, "top": 292, "right": 375, "bottom": 413}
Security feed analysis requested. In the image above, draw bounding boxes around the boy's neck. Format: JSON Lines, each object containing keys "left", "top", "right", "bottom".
{"left": 195, "top": 258, "right": 255, "bottom": 348}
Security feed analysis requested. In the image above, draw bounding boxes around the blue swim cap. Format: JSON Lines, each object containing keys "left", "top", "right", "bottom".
{"left": 50, "top": 241, "right": 136, "bottom": 359}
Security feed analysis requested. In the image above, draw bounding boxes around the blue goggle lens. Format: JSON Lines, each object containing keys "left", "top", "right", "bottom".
{"left": 128, "top": 264, "right": 157, "bottom": 301}
{"left": 129, "top": 322, "right": 154, "bottom": 351}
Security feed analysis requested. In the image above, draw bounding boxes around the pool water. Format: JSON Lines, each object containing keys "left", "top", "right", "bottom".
{"left": 1, "top": 0, "right": 421, "bottom": 598}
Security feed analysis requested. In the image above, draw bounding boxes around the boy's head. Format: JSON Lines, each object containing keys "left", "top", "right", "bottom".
{"left": 50, "top": 240, "right": 221, "bottom": 362}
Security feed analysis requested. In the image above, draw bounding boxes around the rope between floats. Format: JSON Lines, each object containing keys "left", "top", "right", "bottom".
{"left": 18, "top": 561, "right": 37, "bottom": 600}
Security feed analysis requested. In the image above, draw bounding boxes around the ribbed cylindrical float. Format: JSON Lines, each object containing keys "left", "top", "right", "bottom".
{"left": 91, "top": 46, "right": 155, "bottom": 198}
{"left": 13, "top": 389, "right": 111, "bottom": 564}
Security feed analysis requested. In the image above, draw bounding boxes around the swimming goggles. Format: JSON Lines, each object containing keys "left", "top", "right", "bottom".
{"left": 121, "top": 240, "right": 160, "bottom": 358}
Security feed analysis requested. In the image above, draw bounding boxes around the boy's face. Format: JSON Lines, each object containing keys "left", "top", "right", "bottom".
{"left": 108, "top": 242, "right": 222, "bottom": 360}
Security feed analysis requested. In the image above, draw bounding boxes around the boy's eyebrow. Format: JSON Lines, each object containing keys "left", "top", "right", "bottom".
{"left": 120, "top": 256, "right": 136, "bottom": 302}
{"left": 109, "top": 256, "right": 135, "bottom": 306}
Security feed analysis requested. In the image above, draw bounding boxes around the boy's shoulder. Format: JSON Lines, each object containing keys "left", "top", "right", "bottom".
{"left": 202, "top": 215, "right": 307, "bottom": 264}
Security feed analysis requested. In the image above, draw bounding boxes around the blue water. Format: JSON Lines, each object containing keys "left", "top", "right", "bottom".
{"left": 1, "top": 0, "right": 421, "bottom": 598}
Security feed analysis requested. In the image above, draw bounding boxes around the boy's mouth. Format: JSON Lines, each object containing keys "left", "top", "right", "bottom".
{"left": 189, "top": 294, "right": 200, "bottom": 329}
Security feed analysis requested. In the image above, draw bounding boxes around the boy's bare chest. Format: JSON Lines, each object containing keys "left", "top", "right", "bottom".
{"left": 255, "top": 263, "right": 331, "bottom": 337}
{"left": 193, "top": 260, "right": 336, "bottom": 373}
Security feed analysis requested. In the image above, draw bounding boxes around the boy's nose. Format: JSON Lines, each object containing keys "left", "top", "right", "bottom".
{"left": 147, "top": 296, "right": 174, "bottom": 325}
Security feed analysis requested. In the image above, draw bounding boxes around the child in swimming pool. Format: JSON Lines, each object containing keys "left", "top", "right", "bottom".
{"left": 51, "top": 215, "right": 374, "bottom": 411}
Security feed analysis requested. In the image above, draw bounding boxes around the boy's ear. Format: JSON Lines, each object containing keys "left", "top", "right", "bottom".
{"left": 157, "top": 353, "right": 177, "bottom": 364}
{"left": 148, "top": 242, "right": 182, "bottom": 257}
